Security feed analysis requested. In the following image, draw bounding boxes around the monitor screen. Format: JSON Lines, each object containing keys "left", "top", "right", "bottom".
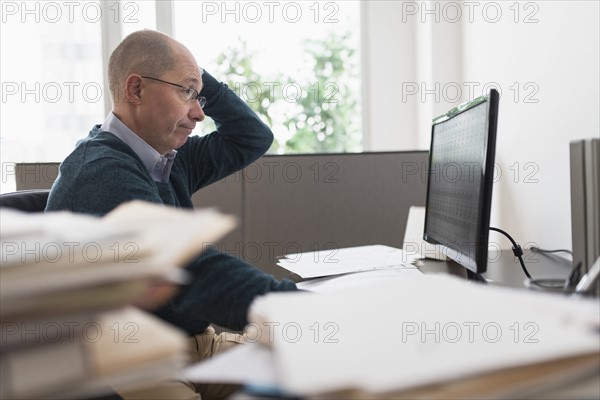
{"left": 423, "top": 89, "right": 499, "bottom": 275}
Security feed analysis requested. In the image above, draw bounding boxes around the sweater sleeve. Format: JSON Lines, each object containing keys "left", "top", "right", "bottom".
{"left": 154, "top": 246, "right": 298, "bottom": 333}
{"left": 177, "top": 70, "right": 274, "bottom": 192}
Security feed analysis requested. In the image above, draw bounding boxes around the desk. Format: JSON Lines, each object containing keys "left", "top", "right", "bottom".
{"left": 239, "top": 249, "right": 598, "bottom": 400}
{"left": 416, "top": 250, "right": 599, "bottom": 399}
{"left": 419, "top": 249, "right": 573, "bottom": 289}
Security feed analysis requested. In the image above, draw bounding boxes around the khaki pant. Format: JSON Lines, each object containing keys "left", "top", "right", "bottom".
{"left": 116, "top": 326, "right": 245, "bottom": 400}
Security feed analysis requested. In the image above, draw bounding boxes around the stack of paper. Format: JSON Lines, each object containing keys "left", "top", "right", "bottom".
{"left": 248, "top": 274, "right": 600, "bottom": 397}
{"left": 0, "top": 201, "right": 236, "bottom": 399}
{"left": 277, "top": 244, "right": 418, "bottom": 279}
{"left": 296, "top": 267, "right": 423, "bottom": 293}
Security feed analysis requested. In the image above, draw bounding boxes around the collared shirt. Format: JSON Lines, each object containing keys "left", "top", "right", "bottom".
{"left": 100, "top": 112, "right": 177, "bottom": 183}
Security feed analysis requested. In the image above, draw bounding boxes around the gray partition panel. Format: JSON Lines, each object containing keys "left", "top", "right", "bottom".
{"left": 243, "top": 152, "right": 429, "bottom": 278}
{"left": 16, "top": 152, "right": 430, "bottom": 279}
{"left": 191, "top": 173, "right": 244, "bottom": 253}
{"left": 15, "top": 163, "right": 60, "bottom": 190}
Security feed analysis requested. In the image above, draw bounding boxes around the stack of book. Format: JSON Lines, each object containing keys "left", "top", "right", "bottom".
{"left": 0, "top": 201, "right": 236, "bottom": 399}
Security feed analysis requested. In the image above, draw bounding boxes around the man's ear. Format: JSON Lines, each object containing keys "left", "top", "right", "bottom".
{"left": 124, "top": 75, "right": 143, "bottom": 105}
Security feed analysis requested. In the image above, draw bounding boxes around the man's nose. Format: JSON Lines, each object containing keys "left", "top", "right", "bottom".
{"left": 190, "top": 100, "right": 205, "bottom": 122}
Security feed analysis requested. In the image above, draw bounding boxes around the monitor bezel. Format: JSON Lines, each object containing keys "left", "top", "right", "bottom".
{"left": 423, "top": 88, "right": 500, "bottom": 274}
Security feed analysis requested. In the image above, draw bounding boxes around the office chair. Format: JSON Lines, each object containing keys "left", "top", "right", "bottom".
{"left": 0, "top": 189, "right": 51, "bottom": 212}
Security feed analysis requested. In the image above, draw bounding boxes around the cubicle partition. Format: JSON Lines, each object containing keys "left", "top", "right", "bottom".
{"left": 15, "top": 151, "right": 429, "bottom": 278}
{"left": 14, "top": 163, "right": 59, "bottom": 190}
{"left": 192, "top": 151, "right": 429, "bottom": 278}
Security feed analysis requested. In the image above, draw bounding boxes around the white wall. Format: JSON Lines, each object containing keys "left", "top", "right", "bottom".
{"left": 362, "top": 0, "right": 600, "bottom": 251}
{"left": 361, "top": 1, "right": 420, "bottom": 150}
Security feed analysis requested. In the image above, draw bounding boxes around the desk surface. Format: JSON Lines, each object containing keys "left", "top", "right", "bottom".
{"left": 420, "top": 249, "right": 573, "bottom": 289}
{"left": 268, "top": 249, "right": 598, "bottom": 400}
{"left": 419, "top": 250, "right": 599, "bottom": 399}
{"left": 241, "top": 250, "right": 600, "bottom": 400}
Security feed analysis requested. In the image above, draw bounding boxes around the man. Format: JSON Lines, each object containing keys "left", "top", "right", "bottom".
{"left": 46, "top": 29, "right": 297, "bottom": 399}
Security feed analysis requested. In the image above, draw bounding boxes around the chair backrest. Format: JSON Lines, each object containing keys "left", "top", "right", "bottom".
{"left": 0, "top": 189, "right": 50, "bottom": 212}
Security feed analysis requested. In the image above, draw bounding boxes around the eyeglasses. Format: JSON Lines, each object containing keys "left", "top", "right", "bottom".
{"left": 141, "top": 76, "right": 207, "bottom": 108}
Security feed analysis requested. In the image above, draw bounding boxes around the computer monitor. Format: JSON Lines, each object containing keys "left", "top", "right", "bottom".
{"left": 423, "top": 89, "right": 500, "bottom": 280}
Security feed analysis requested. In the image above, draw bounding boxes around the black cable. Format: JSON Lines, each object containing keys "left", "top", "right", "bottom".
{"left": 530, "top": 246, "right": 573, "bottom": 256}
{"left": 489, "top": 227, "right": 531, "bottom": 279}
{"left": 489, "top": 227, "right": 569, "bottom": 291}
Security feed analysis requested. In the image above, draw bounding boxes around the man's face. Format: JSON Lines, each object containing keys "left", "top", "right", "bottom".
{"left": 136, "top": 45, "right": 205, "bottom": 155}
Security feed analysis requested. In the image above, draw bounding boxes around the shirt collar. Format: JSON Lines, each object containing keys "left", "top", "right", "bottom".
{"left": 100, "top": 112, "right": 177, "bottom": 182}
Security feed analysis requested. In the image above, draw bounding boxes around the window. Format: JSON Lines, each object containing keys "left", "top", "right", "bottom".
{"left": 173, "top": 0, "right": 362, "bottom": 154}
{"left": 119, "top": 1, "right": 156, "bottom": 37}
{"left": 1, "top": 1, "right": 105, "bottom": 192}
{"left": 0, "top": 0, "right": 362, "bottom": 193}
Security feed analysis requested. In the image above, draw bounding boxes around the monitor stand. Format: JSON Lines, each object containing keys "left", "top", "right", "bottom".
{"left": 467, "top": 270, "right": 488, "bottom": 284}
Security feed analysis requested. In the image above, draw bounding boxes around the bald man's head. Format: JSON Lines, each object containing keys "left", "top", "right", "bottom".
{"left": 108, "top": 30, "right": 177, "bottom": 103}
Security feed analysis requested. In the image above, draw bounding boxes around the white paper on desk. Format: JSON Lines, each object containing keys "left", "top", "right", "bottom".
{"left": 297, "top": 267, "right": 423, "bottom": 293}
{"left": 183, "top": 343, "right": 277, "bottom": 387}
{"left": 277, "top": 244, "right": 418, "bottom": 279}
{"left": 403, "top": 206, "right": 447, "bottom": 261}
{"left": 249, "top": 274, "right": 600, "bottom": 396}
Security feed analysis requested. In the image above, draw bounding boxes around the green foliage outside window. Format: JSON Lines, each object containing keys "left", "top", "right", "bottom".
{"left": 202, "top": 31, "right": 362, "bottom": 154}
